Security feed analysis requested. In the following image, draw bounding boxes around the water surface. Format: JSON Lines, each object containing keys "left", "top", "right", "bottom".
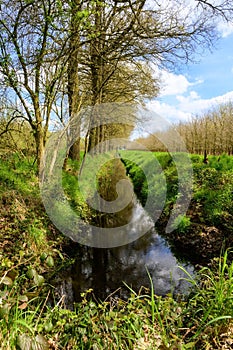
{"left": 55, "top": 199, "right": 194, "bottom": 305}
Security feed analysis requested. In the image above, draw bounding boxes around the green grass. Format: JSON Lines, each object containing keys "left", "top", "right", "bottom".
{"left": 1, "top": 152, "right": 233, "bottom": 349}
{"left": 0, "top": 153, "right": 70, "bottom": 348}
{"left": 122, "top": 151, "right": 233, "bottom": 238}
{"left": 0, "top": 154, "right": 38, "bottom": 196}
{"left": 179, "top": 250, "right": 233, "bottom": 348}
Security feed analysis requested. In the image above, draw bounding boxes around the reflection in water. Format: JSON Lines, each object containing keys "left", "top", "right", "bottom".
{"left": 56, "top": 199, "right": 194, "bottom": 304}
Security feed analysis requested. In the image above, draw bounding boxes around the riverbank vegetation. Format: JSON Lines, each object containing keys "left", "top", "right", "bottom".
{"left": 1, "top": 1, "right": 233, "bottom": 348}
{"left": 1, "top": 152, "right": 233, "bottom": 349}
{"left": 122, "top": 151, "right": 233, "bottom": 263}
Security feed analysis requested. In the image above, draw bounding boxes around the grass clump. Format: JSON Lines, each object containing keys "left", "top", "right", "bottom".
{"left": 172, "top": 215, "right": 191, "bottom": 234}
{"left": 179, "top": 250, "right": 233, "bottom": 349}
{"left": 0, "top": 153, "right": 69, "bottom": 348}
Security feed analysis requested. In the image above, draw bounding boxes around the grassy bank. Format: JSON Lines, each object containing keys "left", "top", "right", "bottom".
{"left": 0, "top": 153, "right": 233, "bottom": 349}
{"left": 122, "top": 151, "right": 233, "bottom": 263}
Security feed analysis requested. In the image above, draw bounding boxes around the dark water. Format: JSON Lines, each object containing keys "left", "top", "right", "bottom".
{"left": 55, "top": 199, "right": 194, "bottom": 306}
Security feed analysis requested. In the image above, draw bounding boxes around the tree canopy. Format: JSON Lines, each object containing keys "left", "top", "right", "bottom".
{"left": 0, "top": 0, "right": 233, "bottom": 162}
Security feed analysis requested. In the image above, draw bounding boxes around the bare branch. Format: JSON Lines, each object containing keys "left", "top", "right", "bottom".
{"left": 196, "top": 0, "right": 233, "bottom": 21}
{"left": 0, "top": 111, "right": 26, "bottom": 137}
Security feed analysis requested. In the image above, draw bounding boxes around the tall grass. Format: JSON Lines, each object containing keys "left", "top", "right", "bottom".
{"left": 2, "top": 254, "right": 233, "bottom": 349}
{"left": 179, "top": 249, "right": 233, "bottom": 347}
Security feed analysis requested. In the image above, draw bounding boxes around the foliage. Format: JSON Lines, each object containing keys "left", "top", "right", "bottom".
{"left": 122, "top": 151, "right": 179, "bottom": 217}
{"left": 1, "top": 0, "right": 232, "bottom": 165}
{"left": 173, "top": 215, "right": 191, "bottom": 234}
{"left": 0, "top": 153, "right": 69, "bottom": 348}
{"left": 0, "top": 118, "right": 36, "bottom": 156}
{"left": 180, "top": 250, "right": 233, "bottom": 349}
{"left": 192, "top": 155, "right": 233, "bottom": 228}
{"left": 1, "top": 152, "right": 233, "bottom": 349}
{"left": 62, "top": 158, "right": 91, "bottom": 220}
{"left": 123, "top": 151, "right": 233, "bottom": 236}
{"left": 1, "top": 253, "right": 233, "bottom": 349}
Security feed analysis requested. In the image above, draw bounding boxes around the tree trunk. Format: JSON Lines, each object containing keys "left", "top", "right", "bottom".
{"left": 33, "top": 100, "right": 45, "bottom": 169}
{"left": 69, "top": 135, "right": 80, "bottom": 160}
{"left": 34, "top": 126, "right": 45, "bottom": 169}
{"left": 68, "top": 0, "right": 81, "bottom": 162}
{"left": 87, "top": 1, "right": 105, "bottom": 154}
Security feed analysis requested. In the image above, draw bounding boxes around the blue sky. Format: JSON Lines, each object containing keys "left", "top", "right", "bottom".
{"left": 186, "top": 34, "right": 233, "bottom": 99}
{"left": 145, "top": 22, "right": 233, "bottom": 132}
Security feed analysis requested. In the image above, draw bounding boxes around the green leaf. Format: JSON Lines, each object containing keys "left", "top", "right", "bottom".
{"left": 46, "top": 256, "right": 54, "bottom": 267}
{"left": 34, "top": 274, "right": 45, "bottom": 286}
{"left": 0, "top": 304, "right": 11, "bottom": 318}
{"left": 184, "top": 342, "right": 197, "bottom": 349}
{"left": 40, "top": 252, "right": 48, "bottom": 262}
{"left": 205, "top": 315, "right": 232, "bottom": 327}
{"left": 26, "top": 268, "right": 37, "bottom": 279}
{"left": 1, "top": 276, "right": 13, "bottom": 286}
{"left": 44, "top": 320, "right": 53, "bottom": 332}
{"left": 18, "top": 295, "right": 29, "bottom": 303}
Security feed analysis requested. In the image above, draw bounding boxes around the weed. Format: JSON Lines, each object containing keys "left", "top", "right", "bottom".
{"left": 173, "top": 215, "right": 191, "bottom": 234}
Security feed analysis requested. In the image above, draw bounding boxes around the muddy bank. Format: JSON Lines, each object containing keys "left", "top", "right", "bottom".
{"left": 156, "top": 199, "right": 233, "bottom": 265}
{"left": 158, "top": 222, "right": 228, "bottom": 265}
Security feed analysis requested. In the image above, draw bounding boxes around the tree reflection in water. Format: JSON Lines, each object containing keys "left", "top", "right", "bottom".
{"left": 67, "top": 199, "right": 194, "bottom": 302}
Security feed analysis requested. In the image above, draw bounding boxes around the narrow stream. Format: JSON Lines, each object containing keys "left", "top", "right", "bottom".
{"left": 55, "top": 198, "right": 194, "bottom": 306}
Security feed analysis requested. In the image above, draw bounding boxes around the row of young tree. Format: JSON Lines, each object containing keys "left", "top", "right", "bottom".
{"left": 0, "top": 0, "right": 233, "bottom": 165}
{"left": 137, "top": 101, "right": 233, "bottom": 156}
{"left": 178, "top": 102, "right": 233, "bottom": 156}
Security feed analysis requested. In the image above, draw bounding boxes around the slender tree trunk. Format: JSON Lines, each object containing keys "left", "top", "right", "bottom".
{"left": 34, "top": 126, "right": 45, "bottom": 169}
{"left": 68, "top": 0, "right": 81, "bottom": 162}
{"left": 33, "top": 101, "right": 45, "bottom": 168}
{"left": 88, "top": 1, "right": 105, "bottom": 154}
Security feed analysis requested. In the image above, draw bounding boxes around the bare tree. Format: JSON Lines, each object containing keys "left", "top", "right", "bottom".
{"left": 71, "top": 0, "right": 232, "bottom": 155}
{"left": 196, "top": 0, "right": 233, "bottom": 20}
{"left": 1, "top": 0, "right": 233, "bottom": 164}
{"left": 67, "top": 0, "right": 85, "bottom": 162}
{"left": 0, "top": 0, "right": 70, "bottom": 166}
{"left": 150, "top": 101, "right": 233, "bottom": 155}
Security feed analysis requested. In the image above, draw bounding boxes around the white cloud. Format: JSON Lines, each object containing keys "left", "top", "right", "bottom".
{"left": 189, "top": 91, "right": 200, "bottom": 100}
{"left": 147, "top": 100, "right": 191, "bottom": 124}
{"left": 159, "top": 71, "right": 191, "bottom": 96}
{"left": 144, "top": 90, "right": 233, "bottom": 133}
{"left": 217, "top": 21, "right": 233, "bottom": 38}
{"left": 158, "top": 70, "right": 203, "bottom": 97}
{"left": 176, "top": 90, "right": 233, "bottom": 114}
